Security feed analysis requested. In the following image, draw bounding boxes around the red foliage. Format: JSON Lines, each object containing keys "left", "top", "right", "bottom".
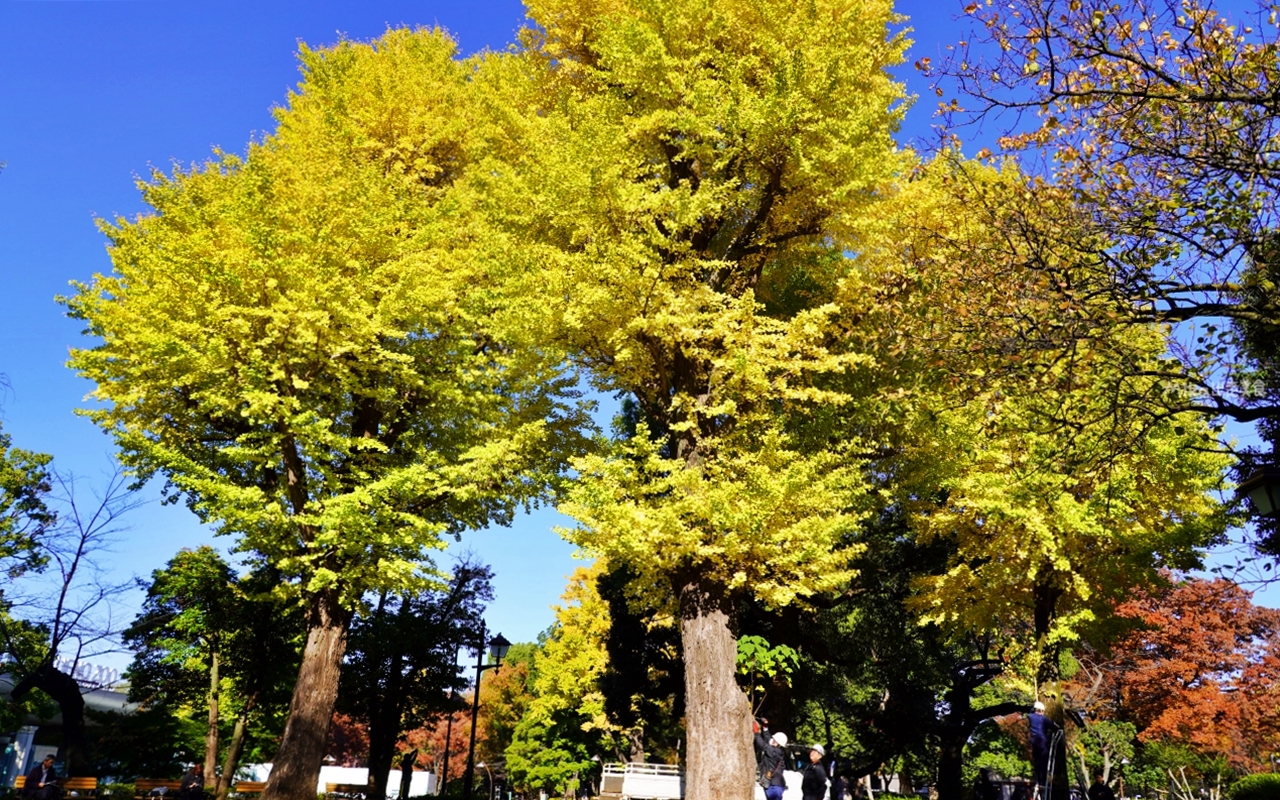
{"left": 327, "top": 712, "right": 370, "bottom": 767}
{"left": 1082, "top": 577, "right": 1280, "bottom": 771}
{"left": 411, "top": 707, "right": 478, "bottom": 785}
{"left": 326, "top": 705, "right": 481, "bottom": 783}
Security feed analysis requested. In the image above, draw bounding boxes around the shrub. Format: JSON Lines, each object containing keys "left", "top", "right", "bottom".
{"left": 1228, "top": 773, "right": 1280, "bottom": 800}
{"left": 98, "top": 783, "right": 137, "bottom": 800}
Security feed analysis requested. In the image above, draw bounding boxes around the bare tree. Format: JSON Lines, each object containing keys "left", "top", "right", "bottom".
{"left": 2, "top": 470, "right": 141, "bottom": 775}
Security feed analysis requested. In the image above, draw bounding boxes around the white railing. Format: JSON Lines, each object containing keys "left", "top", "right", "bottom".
{"left": 601, "top": 763, "right": 684, "bottom": 800}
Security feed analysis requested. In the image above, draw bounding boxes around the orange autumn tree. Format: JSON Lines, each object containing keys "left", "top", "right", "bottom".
{"left": 407, "top": 715, "right": 471, "bottom": 789}
{"left": 1078, "top": 577, "right": 1280, "bottom": 771}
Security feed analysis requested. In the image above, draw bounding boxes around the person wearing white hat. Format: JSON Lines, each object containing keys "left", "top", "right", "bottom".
{"left": 1029, "top": 699, "right": 1060, "bottom": 795}
{"left": 801, "top": 744, "right": 828, "bottom": 800}
{"left": 753, "top": 720, "right": 789, "bottom": 800}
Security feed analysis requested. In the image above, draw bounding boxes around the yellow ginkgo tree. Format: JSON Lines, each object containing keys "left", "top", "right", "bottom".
{"left": 65, "top": 30, "right": 585, "bottom": 800}
{"left": 473, "top": 1, "right": 913, "bottom": 795}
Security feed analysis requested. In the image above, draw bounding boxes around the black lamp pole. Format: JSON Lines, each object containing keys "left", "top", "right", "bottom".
{"left": 461, "top": 629, "right": 511, "bottom": 799}
{"left": 441, "top": 686, "right": 455, "bottom": 793}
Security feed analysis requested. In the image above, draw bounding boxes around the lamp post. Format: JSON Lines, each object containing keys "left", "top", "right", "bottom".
{"left": 1118, "top": 757, "right": 1130, "bottom": 799}
{"left": 1239, "top": 467, "right": 1280, "bottom": 518}
{"left": 441, "top": 682, "right": 458, "bottom": 794}
{"left": 476, "top": 762, "right": 493, "bottom": 800}
{"left": 461, "top": 629, "right": 511, "bottom": 799}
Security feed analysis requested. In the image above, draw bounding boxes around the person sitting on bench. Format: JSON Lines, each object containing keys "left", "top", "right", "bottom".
{"left": 178, "top": 764, "right": 205, "bottom": 800}
{"left": 24, "top": 755, "right": 60, "bottom": 800}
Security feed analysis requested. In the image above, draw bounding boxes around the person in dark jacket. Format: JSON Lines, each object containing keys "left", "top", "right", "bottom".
{"left": 178, "top": 764, "right": 204, "bottom": 800}
{"left": 801, "top": 744, "right": 828, "bottom": 800}
{"left": 1029, "top": 701, "right": 1059, "bottom": 792}
{"left": 23, "top": 755, "right": 59, "bottom": 800}
{"left": 754, "top": 722, "right": 789, "bottom": 800}
{"left": 1087, "top": 774, "right": 1116, "bottom": 800}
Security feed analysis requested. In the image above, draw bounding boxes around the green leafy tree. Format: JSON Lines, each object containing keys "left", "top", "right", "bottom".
{"left": 0, "top": 420, "right": 55, "bottom": 735}
{"left": 0, "top": 423, "right": 54, "bottom": 580}
{"left": 125, "top": 547, "right": 239, "bottom": 789}
{"left": 596, "top": 562, "right": 684, "bottom": 765}
{"left": 66, "top": 28, "right": 584, "bottom": 800}
{"left": 505, "top": 566, "right": 616, "bottom": 796}
{"left": 125, "top": 548, "right": 303, "bottom": 799}
{"left": 338, "top": 559, "right": 493, "bottom": 800}
{"left": 86, "top": 705, "right": 203, "bottom": 781}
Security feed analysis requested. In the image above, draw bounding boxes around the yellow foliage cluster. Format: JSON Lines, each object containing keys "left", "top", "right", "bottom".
{"left": 66, "top": 0, "right": 1231, "bottom": 671}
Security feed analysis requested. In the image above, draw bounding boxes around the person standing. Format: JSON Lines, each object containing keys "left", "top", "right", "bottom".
{"left": 801, "top": 744, "right": 828, "bottom": 800}
{"left": 754, "top": 720, "right": 789, "bottom": 800}
{"left": 23, "top": 755, "right": 59, "bottom": 800}
{"left": 1028, "top": 701, "right": 1059, "bottom": 795}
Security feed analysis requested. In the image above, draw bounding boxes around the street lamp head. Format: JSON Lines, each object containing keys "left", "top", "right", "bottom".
{"left": 488, "top": 633, "right": 511, "bottom": 663}
{"left": 1239, "top": 467, "right": 1280, "bottom": 518}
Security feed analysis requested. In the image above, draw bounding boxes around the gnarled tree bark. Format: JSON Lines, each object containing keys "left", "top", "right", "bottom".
{"left": 262, "top": 590, "right": 352, "bottom": 800}
{"left": 678, "top": 578, "right": 754, "bottom": 800}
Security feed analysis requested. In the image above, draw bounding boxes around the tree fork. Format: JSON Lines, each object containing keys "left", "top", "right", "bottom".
{"left": 678, "top": 578, "right": 754, "bottom": 800}
{"left": 262, "top": 590, "right": 352, "bottom": 800}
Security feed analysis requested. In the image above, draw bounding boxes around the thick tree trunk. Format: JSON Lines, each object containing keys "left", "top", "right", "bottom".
{"left": 205, "top": 649, "right": 221, "bottom": 790}
{"left": 1034, "top": 581, "right": 1063, "bottom": 685}
{"left": 365, "top": 718, "right": 399, "bottom": 800}
{"left": 217, "top": 701, "right": 254, "bottom": 800}
{"left": 11, "top": 664, "right": 90, "bottom": 776}
{"left": 678, "top": 578, "right": 754, "bottom": 800}
{"left": 364, "top": 641, "right": 406, "bottom": 800}
{"left": 935, "top": 738, "right": 964, "bottom": 800}
{"left": 263, "top": 590, "right": 352, "bottom": 800}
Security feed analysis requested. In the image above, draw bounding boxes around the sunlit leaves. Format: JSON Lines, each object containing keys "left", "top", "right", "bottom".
{"left": 65, "top": 28, "right": 586, "bottom": 608}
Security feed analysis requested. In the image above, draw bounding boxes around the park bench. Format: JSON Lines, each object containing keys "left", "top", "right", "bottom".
{"left": 323, "top": 783, "right": 366, "bottom": 798}
{"left": 231, "top": 783, "right": 266, "bottom": 795}
{"left": 133, "top": 779, "right": 181, "bottom": 797}
{"left": 14, "top": 776, "right": 100, "bottom": 796}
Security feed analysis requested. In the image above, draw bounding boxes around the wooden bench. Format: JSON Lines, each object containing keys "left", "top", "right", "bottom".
{"left": 14, "top": 776, "right": 100, "bottom": 796}
{"left": 133, "top": 780, "right": 182, "bottom": 797}
{"left": 231, "top": 783, "right": 266, "bottom": 795}
{"left": 323, "top": 783, "right": 366, "bottom": 798}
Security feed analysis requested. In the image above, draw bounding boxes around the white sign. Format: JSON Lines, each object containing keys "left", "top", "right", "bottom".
{"left": 52, "top": 657, "right": 120, "bottom": 689}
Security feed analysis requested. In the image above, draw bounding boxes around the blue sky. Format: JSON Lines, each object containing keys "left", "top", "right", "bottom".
{"left": 0, "top": 0, "right": 1271, "bottom": 671}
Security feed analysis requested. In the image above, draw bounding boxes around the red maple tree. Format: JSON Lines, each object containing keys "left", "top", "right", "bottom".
{"left": 327, "top": 712, "right": 371, "bottom": 767}
{"left": 1072, "top": 577, "right": 1280, "bottom": 771}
